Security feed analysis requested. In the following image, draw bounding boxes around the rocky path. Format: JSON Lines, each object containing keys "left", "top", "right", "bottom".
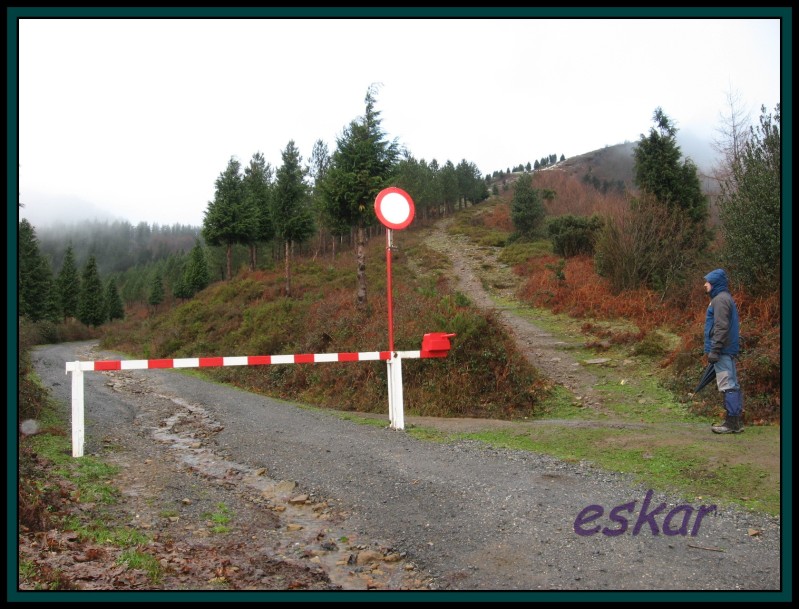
{"left": 424, "top": 215, "right": 605, "bottom": 411}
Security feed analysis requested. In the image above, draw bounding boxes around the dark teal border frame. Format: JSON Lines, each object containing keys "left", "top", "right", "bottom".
{"left": 7, "top": 5, "right": 792, "bottom": 603}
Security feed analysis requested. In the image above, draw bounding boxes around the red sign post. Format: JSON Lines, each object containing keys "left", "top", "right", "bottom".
{"left": 374, "top": 187, "right": 416, "bottom": 429}
{"left": 374, "top": 187, "right": 415, "bottom": 352}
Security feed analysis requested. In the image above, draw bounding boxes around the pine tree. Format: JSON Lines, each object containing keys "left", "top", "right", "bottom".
{"left": 57, "top": 244, "right": 80, "bottom": 321}
{"left": 202, "top": 157, "right": 256, "bottom": 280}
{"left": 148, "top": 270, "right": 165, "bottom": 309}
{"left": 18, "top": 219, "right": 53, "bottom": 322}
{"left": 105, "top": 278, "right": 125, "bottom": 321}
{"left": 172, "top": 273, "right": 192, "bottom": 300}
{"left": 78, "top": 255, "right": 106, "bottom": 327}
{"left": 455, "top": 160, "right": 488, "bottom": 207}
{"left": 620, "top": 107, "right": 711, "bottom": 291}
{"left": 718, "top": 104, "right": 781, "bottom": 295}
{"left": 184, "top": 239, "right": 210, "bottom": 296}
{"left": 633, "top": 107, "right": 708, "bottom": 225}
{"left": 41, "top": 263, "right": 62, "bottom": 323}
{"left": 319, "top": 85, "right": 399, "bottom": 309}
{"left": 307, "top": 139, "right": 332, "bottom": 254}
{"left": 272, "top": 140, "right": 314, "bottom": 297}
{"left": 242, "top": 152, "right": 274, "bottom": 270}
{"left": 510, "top": 173, "right": 545, "bottom": 238}
{"left": 439, "top": 160, "right": 459, "bottom": 215}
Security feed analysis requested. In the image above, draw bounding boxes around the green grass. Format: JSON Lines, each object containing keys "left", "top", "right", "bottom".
{"left": 117, "top": 549, "right": 163, "bottom": 583}
{"left": 19, "top": 560, "right": 39, "bottom": 581}
{"left": 498, "top": 240, "right": 553, "bottom": 265}
{"left": 395, "top": 425, "right": 779, "bottom": 516}
{"left": 28, "top": 420, "right": 121, "bottom": 505}
{"left": 204, "top": 503, "right": 233, "bottom": 534}
{"left": 61, "top": 514, "right": 149, "bottom": 546}
{"left": 18, "top": 377, "right": 169, "bottom": 589}
{"left": 335, "top": 412, "right": 390, "bottom": 427}
{"left": 404, "top": 425, "right": 451, "bottom": 442}
{"left": 535, "top": 385, "right": 597, "bottom": 419}
{"left": 594, "top": 375, "right": 711, "bottom": 424}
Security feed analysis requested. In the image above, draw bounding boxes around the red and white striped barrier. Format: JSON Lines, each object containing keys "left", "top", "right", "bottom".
{"left": 66, "top": 334, "right": 454, "bottom": 457}
{"left": 66, "top": 350, "right": 400, "bottom": 372}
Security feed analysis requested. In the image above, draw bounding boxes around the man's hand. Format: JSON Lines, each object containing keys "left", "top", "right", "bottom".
{"left": 707, "top": 351, "right": 720, "bottom": 363}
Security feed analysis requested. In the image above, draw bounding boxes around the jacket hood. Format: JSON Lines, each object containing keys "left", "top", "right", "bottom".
{"left": 704, "top": 268, "right": 729, "bottom": 298}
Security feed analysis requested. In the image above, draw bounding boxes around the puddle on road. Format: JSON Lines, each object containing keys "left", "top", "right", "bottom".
{"left": 148, "top": 394, "right": 431, "bottom": 591}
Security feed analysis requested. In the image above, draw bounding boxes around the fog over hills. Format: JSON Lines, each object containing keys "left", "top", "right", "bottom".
{"left": 18, "top": 132, "right": 721, "bottom": 232}
{"left": 18, "top": 191, "right": 125, "bottom": 230}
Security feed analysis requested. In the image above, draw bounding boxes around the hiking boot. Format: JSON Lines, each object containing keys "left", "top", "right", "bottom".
{"left": 712, "top": 415, "right": 744, "bottom": 434}
{"left": 711, "top": 416, "right": 736, "bottom": 434}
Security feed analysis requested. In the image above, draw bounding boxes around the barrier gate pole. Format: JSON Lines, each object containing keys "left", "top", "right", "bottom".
{"left": 375, "top": 187, "right": 415, "bottom": 431}
{"left": 390, "top": 352, "right": 405, "bottom": 430}
{"left": 385, "top": 227, "right": 405, "bottom": 429}
{"left": 70, "top": 365, "right": 85, "bottom": 457}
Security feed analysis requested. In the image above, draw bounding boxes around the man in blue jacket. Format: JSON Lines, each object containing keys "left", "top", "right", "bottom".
{"left": 703, "top": 268, "right": 743, "bottom": 433}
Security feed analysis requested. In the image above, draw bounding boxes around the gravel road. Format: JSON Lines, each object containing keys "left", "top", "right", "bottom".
{"left": 30, "top": 341, "right": 781, "bottom": 594}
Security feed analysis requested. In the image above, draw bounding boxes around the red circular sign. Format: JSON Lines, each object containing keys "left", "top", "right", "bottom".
{"left": 374, "top": 187, "right": 415, "bottom": 230}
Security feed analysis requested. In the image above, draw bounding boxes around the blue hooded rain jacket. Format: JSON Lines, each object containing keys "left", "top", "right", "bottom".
{"left": 703, "top": 268, "right": 740, "bottom": 356}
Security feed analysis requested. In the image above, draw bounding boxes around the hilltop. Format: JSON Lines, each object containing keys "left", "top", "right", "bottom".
{"left": 551, "top": 141, "right": 637, "bottom": 185}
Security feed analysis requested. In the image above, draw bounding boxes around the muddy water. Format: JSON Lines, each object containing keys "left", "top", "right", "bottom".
{"left": 149, "top": 394, "right": 430, "bottom": 590}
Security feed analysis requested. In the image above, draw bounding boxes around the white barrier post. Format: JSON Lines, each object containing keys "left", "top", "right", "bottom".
{"left": 389, "top": 352, "right": 405, "bottom": 430}
{"left": 68, "top": 364, "right": 85, "bottom": 457}
{"left": 387, "top": 359, "right": 395, "bottom": 426}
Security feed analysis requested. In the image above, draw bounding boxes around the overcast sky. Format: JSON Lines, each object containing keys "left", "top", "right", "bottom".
{"left": 15, "top": 13, "right": 783, "bottom": 229}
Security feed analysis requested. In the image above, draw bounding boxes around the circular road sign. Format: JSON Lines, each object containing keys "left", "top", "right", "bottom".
{"left": 374, "top": 187, "right": 415, "bottom": 230}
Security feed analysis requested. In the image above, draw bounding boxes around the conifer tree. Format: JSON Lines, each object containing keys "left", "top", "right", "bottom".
{"left": 105, "top": 278, "right": 125, "bottom": 321}
{"left": 272, "top": 140, "right": 314, "bottom": 297}
{"left": 307, "top": 139, "right": 332, "bottom": 254}
{"left": 185, "top": 239, "right": 211, "bottom": 296}
{"left": 439, "top": 160, "right": 459, "bottom": 215}
{"left": 172, "top": 273, "right": 192, "bottom": 300}
{"left": 202, "top": 157, "right": 256, "bottom": 280}
{"left": 510, "top": 173, "right": 545, "bottom": 238}
{"left": 242, "top": 151, "right": 274, "bottom": 270}
{"left": 43, "top": 265, "right": 62, "bottom": 323}
{"left": 148, "top": 270, "right": 165, "bottom": 309}
{"left": 57, "top": 244, "right": 80, "bottom": 321}
{"left": 319, "top": 85, "right": 399, "bottom": 309}
{"left": 596, "top": 107, "right": 710, "bottom": 293}
{"left": 633, "top": 107, "right": 708, "bottom": 226}
{"left": 78, "top": 254, "right": 106, "bottom": 327}
{"left": 18, "top": 219, "right": 52, "bottom": 322}
{"left": 717, "top": 104, "right": 781, "bottom": 295}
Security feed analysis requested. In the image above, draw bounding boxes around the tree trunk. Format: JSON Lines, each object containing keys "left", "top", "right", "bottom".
{"left": 356, "top": 224, "right": 367, "bottom": 310}
{"left": 249, "top": 244, "right": 257, "bottom": 271}
{"left": 226, "top": 243, "right": 232, "bottom": 281}
{"left": 284, "top": 240, "right": 291, "bottom": 297}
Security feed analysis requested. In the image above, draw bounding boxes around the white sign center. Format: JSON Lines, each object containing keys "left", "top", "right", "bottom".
{"left": 381, "top": 192, "right": 411, "bottom": 225}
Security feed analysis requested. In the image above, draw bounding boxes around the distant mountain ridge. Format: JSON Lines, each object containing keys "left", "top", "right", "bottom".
{"left": 543, "top": 140, "right": 718, "bottom": 199}
{"left": 554, "top": 142, "right": 637, "bottom": 186}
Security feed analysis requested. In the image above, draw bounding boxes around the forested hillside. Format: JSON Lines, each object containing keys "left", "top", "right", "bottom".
{"left": 36, "top": 220, "right": 201, "bottom": 276}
